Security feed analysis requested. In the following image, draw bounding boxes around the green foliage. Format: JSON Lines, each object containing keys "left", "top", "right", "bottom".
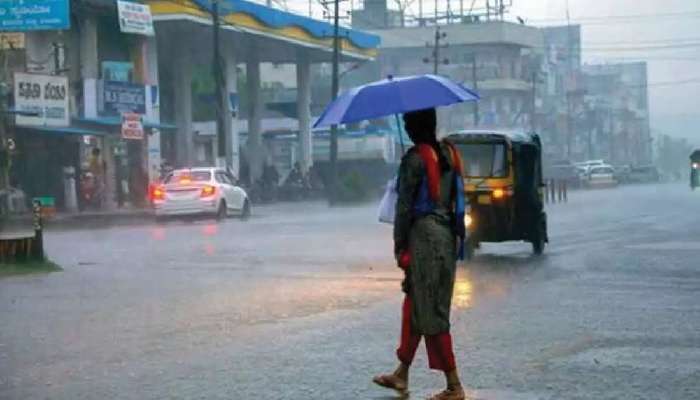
{"left": 0, "top": 260, "right": 62, "bottom": 278}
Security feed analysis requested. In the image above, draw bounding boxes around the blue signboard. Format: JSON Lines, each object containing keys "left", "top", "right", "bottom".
{"left": 0, "top": 0, "right": 70, "bottom": 31}
{"left": 102, "top": 80, "right": 146, "bottom": 116}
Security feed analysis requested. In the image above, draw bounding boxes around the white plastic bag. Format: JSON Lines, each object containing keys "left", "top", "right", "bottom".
{"left": 378, "top": 176, "right": 398, "bottom": 224}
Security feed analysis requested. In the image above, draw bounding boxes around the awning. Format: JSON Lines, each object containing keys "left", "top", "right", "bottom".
{"left": 73, "top": 116, "right": 177, "bottom": 130}
{"left": 148, "top": 0, "right": 380, "bottom": 61}
{"left": 17, "top": 125, "right": 106, "bottom": 137}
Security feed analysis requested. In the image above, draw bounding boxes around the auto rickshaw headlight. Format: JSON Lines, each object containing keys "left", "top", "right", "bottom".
{"left": 693, "top": 162, "right": 699, "bottom": 170}
{"left": 492, "top": 188, "right": 505, "bottom": 199}
{"left": 464, "top": 214, "right": 472, "bottom": 228}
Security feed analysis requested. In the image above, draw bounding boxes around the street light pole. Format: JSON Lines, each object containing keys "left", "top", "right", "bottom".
{"left": 424, "top": 26, "right": 447, "bottom": 75}
{"left": 433, "top": 27, "right": 439, "bottom": 75}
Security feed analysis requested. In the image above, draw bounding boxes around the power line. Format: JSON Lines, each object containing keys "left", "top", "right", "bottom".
{"left": 578, "top": 43, "right": 700, "bottom": 51}
{"left": 529, "top": 10, "right": 700, "bottom": 24}
{"left": 588, "top": 56, "right": 700, "bottom": 62}
{"left": 584, "top": 37, "right": 700, "bottom": 46}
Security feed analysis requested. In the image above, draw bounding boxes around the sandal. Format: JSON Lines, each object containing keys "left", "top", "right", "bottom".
{"left": 427, "top": 386, "right": 465, "bottom": 400}
{"left": 372, "top": 374, "right": 408, "bottom": 393}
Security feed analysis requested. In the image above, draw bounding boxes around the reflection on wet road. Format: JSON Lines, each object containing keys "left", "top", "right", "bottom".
{"left": 1, "top": 184, "right": 700, "bottom": 399}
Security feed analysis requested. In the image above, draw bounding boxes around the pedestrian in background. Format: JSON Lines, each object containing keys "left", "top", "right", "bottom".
{"left": 88, "top": 148, "right": 106, "bottom": 207}
{"left": 373, "top": 108, "right": 466, "bottom": 400}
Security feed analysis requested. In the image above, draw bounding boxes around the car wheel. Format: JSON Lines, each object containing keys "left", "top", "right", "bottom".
{"left": 240, "top": 199, "right": 251, "bottom": 220}
{"left": 216, "top": 201, "right": 227, "bottom": 221}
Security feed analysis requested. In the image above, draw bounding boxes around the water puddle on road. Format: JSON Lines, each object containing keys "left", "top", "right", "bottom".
{"left": 625, "top": 241, "right": 700, "bottom": 251}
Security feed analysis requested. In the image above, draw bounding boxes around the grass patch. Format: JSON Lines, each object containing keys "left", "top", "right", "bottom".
{"left": 0, "top": 260, "right": 62, "bottom": 278}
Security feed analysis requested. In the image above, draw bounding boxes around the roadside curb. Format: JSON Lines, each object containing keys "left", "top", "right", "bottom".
{"left": 43, "top": 209, "right": 154, "bottom": 229}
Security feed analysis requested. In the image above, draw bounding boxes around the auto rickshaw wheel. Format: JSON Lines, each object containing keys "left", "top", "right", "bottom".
{"left": 532, "top": 223, "right": 546, "bottom": 255}
{"left": 464, "top": 237, "right": 477, "bottom": 260}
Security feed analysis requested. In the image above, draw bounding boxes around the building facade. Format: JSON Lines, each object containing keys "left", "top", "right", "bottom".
{"left": 1, "top": 0, "right": 380, "bottom": 211}
{"left": 582, "top": 62, "right": 652, "bottom": 166}
{"left": 358, "top": 20, "right": 544, "bottom": 135}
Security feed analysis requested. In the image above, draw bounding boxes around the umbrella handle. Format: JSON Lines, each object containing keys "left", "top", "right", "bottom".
{"left": 394, "top": 114, "right": 405, "bottom": 155}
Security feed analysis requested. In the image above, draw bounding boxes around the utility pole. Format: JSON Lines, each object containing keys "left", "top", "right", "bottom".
{"left": 433, "top": 27, "right": 439, "bottom": 74}
{"left": 434, "top": 0, "right": 438, "bottom": 24}
{"left": 329, "top": 0, "right": 341, "bottom": 204}
{"left": 418, "top": 0, "right": 423, "bottom": 26}
{"left": 423, "top": 26, "right": 448, "bottom": 75}
{"left": 212, "top": 0, "right": 232, "bottom": 172}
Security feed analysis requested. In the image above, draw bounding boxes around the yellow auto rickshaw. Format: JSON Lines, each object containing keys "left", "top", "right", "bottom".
{"left": 447, "top": 130, "right": 548, "bottom": 257}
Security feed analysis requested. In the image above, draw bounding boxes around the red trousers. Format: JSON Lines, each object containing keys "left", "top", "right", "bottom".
{"left": 396, "top": 295, "right": 456, "bottom": 372}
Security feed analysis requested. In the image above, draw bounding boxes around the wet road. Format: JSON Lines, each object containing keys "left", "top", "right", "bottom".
{"left": 1, "top": 184, "right": 700, "bottom": 400}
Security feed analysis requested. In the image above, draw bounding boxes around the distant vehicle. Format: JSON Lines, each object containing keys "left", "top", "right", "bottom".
{"left": 628, "top": 165, "right": 660, "bottom": 184}
{"left": 152, "top": 168, "right": 251, "bottom": 220}
{"left": 587, "top": 165, "right": 617, "bottom": 188}
{"left": 691, "top": 150, "right": 700, "bottom": 190}
{"left": 614, "top": 165, "right": 632, "bottom": 183}
{"left": 575, "top": 159, "right": 605, "bottom": 172}
{"left": 547, "top": 164, "right": 581, "bottom": 187}
{"left": 574, "top": 160, "right": 606, "bottom": 181}
{"left": 547, "top": 160, "right": 581, "bottom": 187}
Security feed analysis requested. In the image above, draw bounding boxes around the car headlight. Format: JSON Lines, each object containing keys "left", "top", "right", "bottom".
{"left": 464, "top": 214, "right": 472, "bottom": 228}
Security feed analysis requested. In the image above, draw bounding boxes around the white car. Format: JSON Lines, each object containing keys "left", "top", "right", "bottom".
{"left": 153, "top": 168, "right": 251, "bottom": 220}
{"left": 587, "top": 165, "right": 617, "bottom": 188}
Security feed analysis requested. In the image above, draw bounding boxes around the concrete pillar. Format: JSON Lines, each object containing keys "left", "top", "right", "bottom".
{"left": 142, "top": 36, "right": 162, "bottom": 183}
{"left": 296, "top": 56, "right": 312, "bottom": 172}
{"left": 173, "top": 44, "right": 193, "bottom": 167}
{"left": 246, "top": 54, "right": 264, "bottom": 182}
{"left": 224, "top": 45, "right": 240, "bottom": 179}
{"left": 80, "top": 15, "right": 99, "bottom": 118}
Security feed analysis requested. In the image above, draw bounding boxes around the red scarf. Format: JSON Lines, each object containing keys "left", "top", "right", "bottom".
{"left": 415, "top": 142, "right": 464, "bottom": 202}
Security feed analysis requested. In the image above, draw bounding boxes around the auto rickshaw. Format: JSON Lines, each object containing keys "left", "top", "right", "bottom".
{"left": 447, "top": 130, "right": 548, "bottom": 257}
{"left": 691, "top": 150, "right": 700, "bottom": 190}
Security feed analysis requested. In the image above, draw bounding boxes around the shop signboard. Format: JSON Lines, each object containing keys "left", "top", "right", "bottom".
{"left": 0, "top": 32, "right": 24, "bottom": 49}
{"left": 103, "top": 80, "right": 146, "bottom": 116}
{"left": 0, "top": 0, "right": 70, "bottom": 31}
{"left": 14, "top": 72, "right": 69, "bottom": 127}
{"left": 102, "top": 61, "right": 133, "bottom": 82}
{"left": 121, "top": 112, "right": 144, "bottom": 140}
{"left": 117, "top": 0, "right": 154, "bottom": 36}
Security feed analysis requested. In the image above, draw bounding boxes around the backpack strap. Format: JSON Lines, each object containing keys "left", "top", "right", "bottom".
{"left": 443, "top": 140, "right": 467, "bottom": 260}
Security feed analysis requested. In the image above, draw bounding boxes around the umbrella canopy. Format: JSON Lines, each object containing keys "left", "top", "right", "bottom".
{"left": 313, "top": 74, "right": 479, "bottom": 128}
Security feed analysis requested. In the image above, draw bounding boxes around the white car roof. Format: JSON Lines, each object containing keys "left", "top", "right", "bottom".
{"left": 172, "top": 167, "right": 223, "bottom": 174}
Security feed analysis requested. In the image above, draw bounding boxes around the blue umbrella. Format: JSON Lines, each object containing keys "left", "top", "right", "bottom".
{"left": 313, "top": 74, "right": 479, "bottom": 128}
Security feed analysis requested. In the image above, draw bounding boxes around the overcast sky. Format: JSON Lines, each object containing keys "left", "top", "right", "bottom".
{"left": 510, "top": 0, "right": 699, "bottom": 141}
{"left": 286, "top": 0, "right": 699, "bottom": 142}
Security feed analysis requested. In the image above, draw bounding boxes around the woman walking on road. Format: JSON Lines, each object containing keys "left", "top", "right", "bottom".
{"left": 373, "top": 108, "right": 467, "bottom": 400}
